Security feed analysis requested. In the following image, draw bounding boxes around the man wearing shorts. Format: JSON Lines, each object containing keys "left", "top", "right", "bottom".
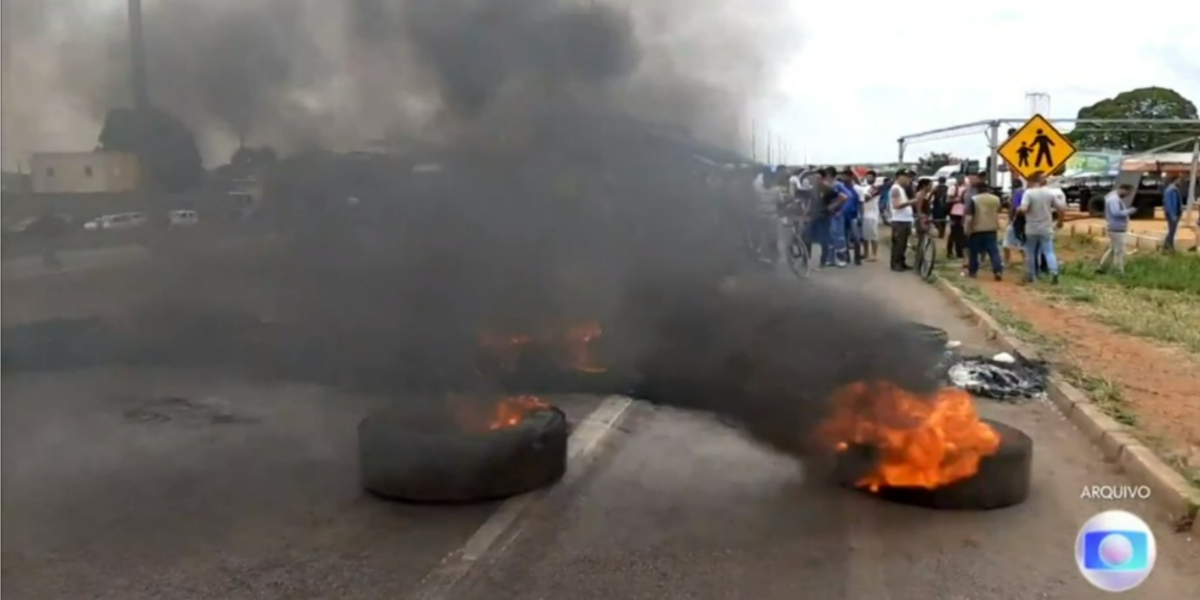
{"left": 857, "top": 170, "right": 880, "bottom": 261}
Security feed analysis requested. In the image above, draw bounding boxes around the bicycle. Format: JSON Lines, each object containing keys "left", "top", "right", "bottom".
{"left": 782, "top": 214, "right": 812, "bottom": 278}
{"left": 906, "top": 217, "right": 946, "bottom": 283}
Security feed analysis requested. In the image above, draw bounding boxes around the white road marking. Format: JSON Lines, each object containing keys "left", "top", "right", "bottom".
{"left": 407, "top": 395, "right": 635, "bottom": 600}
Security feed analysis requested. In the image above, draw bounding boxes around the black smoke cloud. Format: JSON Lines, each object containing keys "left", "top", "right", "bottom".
{"left": 2, "top": 0, "right": 945, "bottom": 459}
{"left": 2, "top": 0, "right": 789, "bottom": 163}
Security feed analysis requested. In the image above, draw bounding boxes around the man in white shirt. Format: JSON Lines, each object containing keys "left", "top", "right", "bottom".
{"left": 751, "top": 169, "right": 783, "bottom": 263}
{"left": 888, "top": 170, "right": 917, "bottom": 271}
{"left": 856, "top": 170, "right": 880, "bottom": 261}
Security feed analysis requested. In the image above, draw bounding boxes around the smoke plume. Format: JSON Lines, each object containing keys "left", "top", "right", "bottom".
{"left": 2, "top": 0, "right": 947, "bottom": 460}
{"left": 2, "top": 0, "right": 797, "bottom": 165}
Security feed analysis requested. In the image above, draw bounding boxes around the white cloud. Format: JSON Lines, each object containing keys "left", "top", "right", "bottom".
{"left": 750, "top": 0, "right": 1200, "bottom": 164}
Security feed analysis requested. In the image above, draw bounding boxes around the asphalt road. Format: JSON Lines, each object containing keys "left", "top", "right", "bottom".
{"left": 444, "top": 262, "right": 1200, "bottom": 600}
{"left": 0, "top": 369, "right": 606, "bottom": 600}
{"left": 3, "top": 258, "right": 1198, "bottom": 599}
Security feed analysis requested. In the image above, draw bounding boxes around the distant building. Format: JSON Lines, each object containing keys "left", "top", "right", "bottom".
{"left": 30, "top": 151, "right": 141, "bottom": 194}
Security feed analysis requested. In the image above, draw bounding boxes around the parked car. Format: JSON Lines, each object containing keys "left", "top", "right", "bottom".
{"left": 83, "top": 212, "right": 147, "bottom": 231}
{"left": 168, "top": 210, "right": 199, "bottom": 227}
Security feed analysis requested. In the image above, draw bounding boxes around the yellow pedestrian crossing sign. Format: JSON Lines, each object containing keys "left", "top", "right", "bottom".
{"left": 998, "top": 114, "right": 1076, "bottom": 179}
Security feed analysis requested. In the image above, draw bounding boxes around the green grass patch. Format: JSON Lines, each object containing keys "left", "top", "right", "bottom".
{"left": 1039, "top": 234, "right": 1200, "bottom": 352}
{"left": 1060, "top": 250, "right": 1200, "bottom": 295}
{"left": 1061, "top": 368, "right": 1138, "bottom": 426}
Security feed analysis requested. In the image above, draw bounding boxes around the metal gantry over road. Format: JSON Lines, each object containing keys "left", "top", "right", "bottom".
{"left": 896, "top": 117, "right": 1200, "bottom": 186}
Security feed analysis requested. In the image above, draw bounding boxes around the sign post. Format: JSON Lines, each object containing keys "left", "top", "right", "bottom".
{"left": 998, "top": 114, "right": 1078, "bottom": 181}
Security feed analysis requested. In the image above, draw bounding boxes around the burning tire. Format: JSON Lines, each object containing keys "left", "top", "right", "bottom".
{"left": 834, "top": 419, "right": 1033, "bottom": 510}
{"left": 358, "top": 398, "right": 569, "bottom": 503}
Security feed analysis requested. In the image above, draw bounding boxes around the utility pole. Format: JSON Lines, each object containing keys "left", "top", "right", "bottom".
{"left": 750, "top": 119, "right": 757, "bottom": 162}
{"left": 128, "top": 0, "right": 150, "bottom": 110}
{"left": 766, "top": 130, "right": 772, "bottom": 164}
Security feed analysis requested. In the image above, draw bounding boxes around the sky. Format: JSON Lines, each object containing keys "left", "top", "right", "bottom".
{"left": 2, "top": 0, "right": 1198, "bottom": 169}
{"left": 748, "top": 1, "right": 1200, "bottom": 165}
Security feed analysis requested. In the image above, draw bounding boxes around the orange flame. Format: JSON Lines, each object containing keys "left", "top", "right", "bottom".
{"left": 477, "top": 320, "right": 607, "bottom": 374}
{"left": 818, "top": 382, "right": 1000, "bottom": 492}
{"left": 487, "top": 395, "right": 550, "bottom": 430}
{"left": 447, "top": 394, "right": 550, "bottom": 432}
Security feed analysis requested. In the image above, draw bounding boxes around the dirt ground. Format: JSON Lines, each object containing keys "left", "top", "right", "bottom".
{"left": 959, "top": 243, "right": 1200, "bottom": 481}
{"left": 1063, "top": 208, "right": 1199, "bottom": 249}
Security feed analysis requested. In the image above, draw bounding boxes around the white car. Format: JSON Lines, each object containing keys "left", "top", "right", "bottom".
{"left": 83, "top": 212, "right": 147, "bottom": 231}
{"left": 168, "top": 210, "right": 199, "bottom": 227}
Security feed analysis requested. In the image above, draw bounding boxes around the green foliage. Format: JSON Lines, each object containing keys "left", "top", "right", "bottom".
{"left": 916, "top": 151, "right": 956, "bottom": 175}
{"left": 98, "top": 107, "right": 204, "bottom": 193}
{"left": 1069, "top": 87, "right": 1200, "bottom": 152}
{"left": 1060, "top": 249, "right": 1200, "bottom": 294}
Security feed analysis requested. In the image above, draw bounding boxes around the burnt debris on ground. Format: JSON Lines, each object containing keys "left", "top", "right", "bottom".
{"left": 945, "top": 354, "right": 1048, "bottom": 401}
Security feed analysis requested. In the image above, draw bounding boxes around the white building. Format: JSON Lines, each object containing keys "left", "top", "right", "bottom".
{"left": 30, "top": 151, "right": 141, "bottom": 194}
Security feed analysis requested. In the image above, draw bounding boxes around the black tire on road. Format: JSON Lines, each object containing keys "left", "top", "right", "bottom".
{"left": 358, "top": 403, "right": 570, "bottom": 503}
{"left": 833, "top": 419, "right": 1033, "bottom": 510}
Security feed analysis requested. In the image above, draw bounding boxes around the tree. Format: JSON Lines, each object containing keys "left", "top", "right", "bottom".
{"left": 917, "top": 152, "right": 955, "bottom": 175}
{"left": 1068, "top": 87, "right": 1200, "bottom": 153}
{"left": 231, "top": 146, "right": 278, "bottom": 169}
{"left": 98, "top": 107, "right": 204, "bottom": 193}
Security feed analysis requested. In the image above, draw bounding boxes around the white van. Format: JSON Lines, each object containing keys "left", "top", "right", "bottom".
{"left": 168, "top": 210, "right": 199, "bottom": 227}
{"left": 84, "top": 212, "right": 147, "bottom": 231}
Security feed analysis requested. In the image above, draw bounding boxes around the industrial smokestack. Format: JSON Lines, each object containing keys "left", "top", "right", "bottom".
{"left": 128, "top": 0, "right": 150, "bottom": 109}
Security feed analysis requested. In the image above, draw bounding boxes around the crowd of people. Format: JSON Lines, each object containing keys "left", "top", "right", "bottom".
{"left": 750, "top": 165, "right": 881, "bottom": 270}
{"left": 749, "top": 165, "right": 1081, "bottom": 283}
{"left": 748, "top": 163, "right": 1195, "bottom": 282}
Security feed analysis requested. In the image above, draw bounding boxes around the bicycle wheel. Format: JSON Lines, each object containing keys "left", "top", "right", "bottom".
{"left": 918, "top": 234, "right": 937, "bottom": 281}
{"left": 786, "top": 225, "right": 811, "bottom": 279}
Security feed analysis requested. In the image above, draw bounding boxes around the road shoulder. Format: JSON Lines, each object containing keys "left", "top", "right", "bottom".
{"left": 934, "top": 275, "right": 1200, "bottom": 532}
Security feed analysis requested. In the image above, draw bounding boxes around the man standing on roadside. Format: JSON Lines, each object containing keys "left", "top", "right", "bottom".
{"left": 811, "top": 167, "right": 846, "bottom": 268}
{"left": 946, "top": 175, "right": 967, "bottom": 262}
{"left": 963, "top": 178, "right": 1003, "bottom": 280}
{"left": 1018, "top": 171, "right": 1066, "bottom": 284}
{"left": 823, "top": 167, "right": 849, "bottom": 265}
{"left": 857, "top": 170, "right": 880, "bottom": 261}
{"left": 1098, "top": 184, "right": 1138, "bottom": 274}
{"left": 836, "top": 168, "right": 863, "bottom": 265}
{"left": 1162, "top": 174, "right": 1182, "bottom": 252}
{"left": 888, "top": 169, "right": 917, "bottom": 271}
{"left": 931, "top": 176, "right": 950, "bottom": 239}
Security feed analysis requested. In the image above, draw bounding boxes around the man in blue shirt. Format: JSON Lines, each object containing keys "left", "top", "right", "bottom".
{"left": 1162, "top": 174, "right": 1182, "bottom": 251}
{"left": 810, "top": 168, "right": 846, "bottom": 268}
{"left": 836, "top": 168, "right": 863, "bottom": 265}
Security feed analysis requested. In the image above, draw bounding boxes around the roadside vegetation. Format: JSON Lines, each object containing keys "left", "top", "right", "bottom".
{"left": 1048, "top": 235, "right": 1200, "bottom": 353}
{"left": 937, "top": 244, "right": 1200, "bottom": 489}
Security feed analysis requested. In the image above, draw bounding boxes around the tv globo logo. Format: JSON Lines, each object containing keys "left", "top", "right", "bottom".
{"left": 1075, "top": 510, "right": 1157, "bottom": 592}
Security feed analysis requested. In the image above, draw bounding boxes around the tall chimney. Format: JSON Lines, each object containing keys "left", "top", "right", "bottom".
{"left": 128, "top": 0, "right": 150, "bottom": 109}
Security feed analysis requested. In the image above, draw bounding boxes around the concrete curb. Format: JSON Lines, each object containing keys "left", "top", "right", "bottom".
{"left": 933, "top": 276, "right": 1199, "bottom": 532}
